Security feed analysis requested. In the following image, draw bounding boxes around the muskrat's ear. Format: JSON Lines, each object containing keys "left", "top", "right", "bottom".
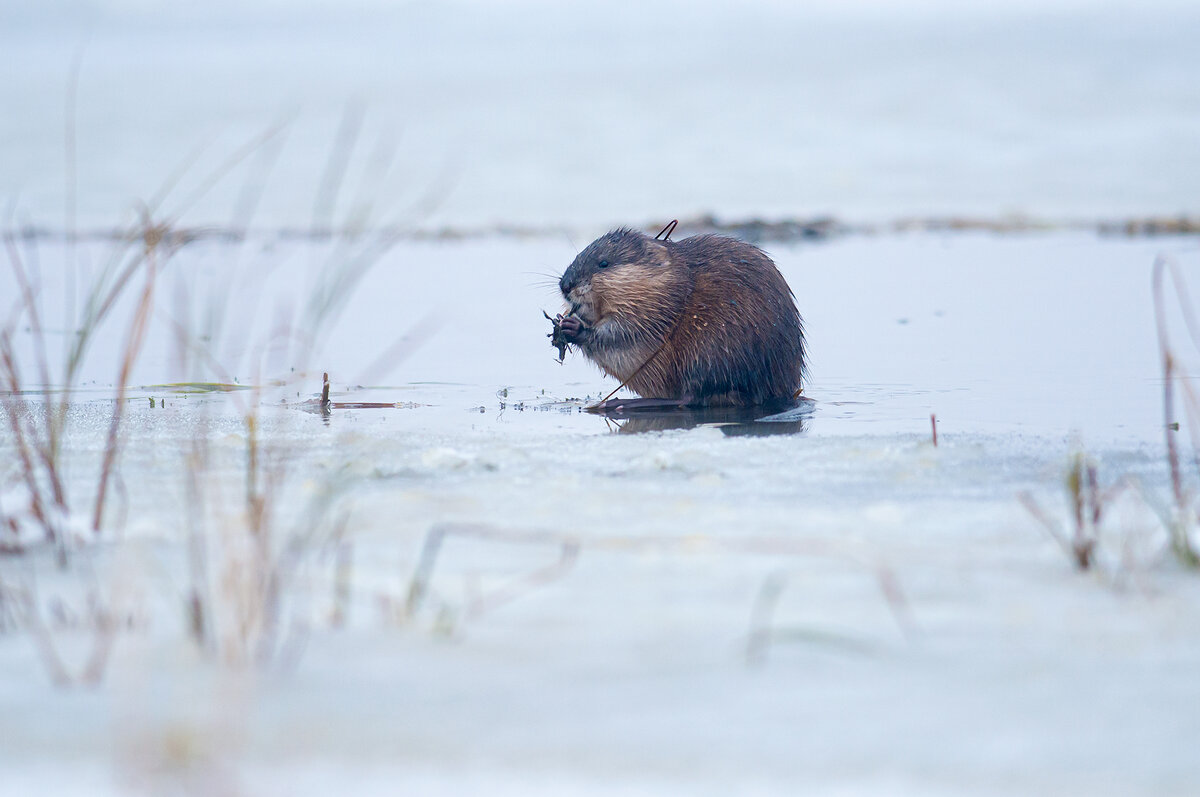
{"left": 646, "top": 240, "right": 669, "bottom": 256}
{"left": 645, "top": 240, "right": 671, "bottom": 264}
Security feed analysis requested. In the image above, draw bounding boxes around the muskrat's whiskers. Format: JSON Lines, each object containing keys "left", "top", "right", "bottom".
{"left": 563, "top": 231, "right": 579, "bottom": 254}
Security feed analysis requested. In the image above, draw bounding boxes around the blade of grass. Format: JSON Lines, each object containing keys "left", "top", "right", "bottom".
{"left": 91, "top": 227, "right": 158, "bottom": 534}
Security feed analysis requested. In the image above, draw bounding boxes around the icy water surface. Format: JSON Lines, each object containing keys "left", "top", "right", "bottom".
{"left": 2, "top": 231, "right": 1200, "bottom": 794}
{"left": 5, "top": 230, "right": 1187, "bottom": 442}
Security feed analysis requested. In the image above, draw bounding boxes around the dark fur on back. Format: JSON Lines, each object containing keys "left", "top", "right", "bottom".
{"left": 558, "top": 228, "right": 806, "bottom": 407}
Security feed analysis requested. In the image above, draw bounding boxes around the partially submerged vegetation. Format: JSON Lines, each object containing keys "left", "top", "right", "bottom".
{"left": 1019, "top": 254, "right": 1200, "bottom": 577}
{"left": 0, "top": 110, "right": 427, "bottom": 681}
{"left": 0, "top": 211, "right": 172, "bottom": 684}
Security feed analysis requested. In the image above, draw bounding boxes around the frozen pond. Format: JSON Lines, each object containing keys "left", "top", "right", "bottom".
{"left": 4, "top": 0, "right": 1200, "bottom": 792}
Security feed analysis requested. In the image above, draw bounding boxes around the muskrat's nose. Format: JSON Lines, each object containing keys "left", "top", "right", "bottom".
{"left": 559, "top": 266, "right": 576, "bottom": 298}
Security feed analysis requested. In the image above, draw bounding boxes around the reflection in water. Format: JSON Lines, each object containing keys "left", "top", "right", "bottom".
{"left": 590, "top": 399, "right": 815, "bottom": 436}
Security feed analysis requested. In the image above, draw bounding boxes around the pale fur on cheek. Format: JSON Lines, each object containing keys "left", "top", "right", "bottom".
{"left": 567, "top": 283, "right": 599, "bottom": 323}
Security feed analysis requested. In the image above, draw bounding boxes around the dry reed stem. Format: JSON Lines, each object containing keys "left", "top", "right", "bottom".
{"left": 1151, "top": 255, "right": 1200, "bottom": 566}
{"left": 91, "top": 231, "right": 158, "bottom": 533}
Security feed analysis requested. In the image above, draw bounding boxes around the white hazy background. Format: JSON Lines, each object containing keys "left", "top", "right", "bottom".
{"left": 2, "top": 0, "right": 1199, "bottom": 231}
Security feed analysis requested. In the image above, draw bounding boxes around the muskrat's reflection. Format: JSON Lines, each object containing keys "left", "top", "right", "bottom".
{"left": 590, "top": 399, "right": 814, "bottom": 436}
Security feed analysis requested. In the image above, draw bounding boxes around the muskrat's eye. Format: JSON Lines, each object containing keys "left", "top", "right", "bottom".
{"left": 598, "top": 259, "right": 609, "bottom": 268}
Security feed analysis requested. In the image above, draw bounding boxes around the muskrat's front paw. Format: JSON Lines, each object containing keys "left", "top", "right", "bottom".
{"left": 557, "top": 315, "right": 586, "bottom": 342}
{"left": 544, "top": 311, "right": 584, "bottom": 362}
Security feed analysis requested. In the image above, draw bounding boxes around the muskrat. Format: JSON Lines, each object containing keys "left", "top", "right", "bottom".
{"left": 552, "top": 227, "right": 805, "bottom": 408}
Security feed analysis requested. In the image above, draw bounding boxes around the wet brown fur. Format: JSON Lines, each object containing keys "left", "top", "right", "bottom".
{"left": 558, "top": 228, "right": 805, "bottom": 407}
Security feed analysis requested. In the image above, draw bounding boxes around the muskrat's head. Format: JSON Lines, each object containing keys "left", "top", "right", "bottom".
{"left": 559, "top": 228, "right": 673, "bottom": 324}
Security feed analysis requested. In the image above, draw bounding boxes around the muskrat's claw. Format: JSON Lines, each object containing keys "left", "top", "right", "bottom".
{"left": 557, "top": 315, "right": 584, "bottom": 341}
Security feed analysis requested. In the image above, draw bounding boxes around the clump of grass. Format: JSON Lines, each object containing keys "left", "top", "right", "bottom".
{"left": 180, "top": 417, "right": 358, "bottom": 668}
{"left": 0, "top": 214, "right": 169, "bottom": 685}
{"left": 1, "top": 215, "right": 163, "bottom": 561}
{"left": 1020, "top": 255, "right": 1200, "bottom": 576}
{"left": 0, "top": 118, "right": 294, "bottom": 684}
{"left": 1019, "top": 446, "right": 1112, "bottom": 571}
{"left": 170, "top": 108, "right": 439, "bottom": 669}
{"left": 1, "top": 90, "right": 441, "bottom": 687}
